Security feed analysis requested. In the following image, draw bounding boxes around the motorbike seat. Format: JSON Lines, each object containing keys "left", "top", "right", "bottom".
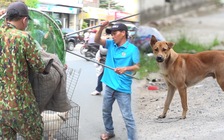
{"left": 88, "top": 43, "right": 100, "bottom": 49}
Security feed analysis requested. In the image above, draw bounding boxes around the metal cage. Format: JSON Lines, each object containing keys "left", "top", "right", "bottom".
{"left": 17, "top": 67, "right": 81, "bottom": 140}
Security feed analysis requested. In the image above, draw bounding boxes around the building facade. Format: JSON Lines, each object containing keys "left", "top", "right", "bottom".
{"left": 83, "top": 0, "right": 99, "bottom": 7}
{"left": 38, "top": 0, "right": 83, "bottom": 30}
{"left": 81, "top": 2, "right": 138, "bottom": 28}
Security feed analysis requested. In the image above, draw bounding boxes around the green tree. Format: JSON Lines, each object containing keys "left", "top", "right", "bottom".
{"left": 82, "top": 21, "right": 88, "bottom": 29}
{"left": 100, "top": 0, "right": 124, "bottom": 11}
{"left": 25, "top": 0, "right": 39, "bottom": 9}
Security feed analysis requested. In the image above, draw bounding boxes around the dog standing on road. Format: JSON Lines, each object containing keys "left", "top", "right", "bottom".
{"left": 150, "top": 35, "right": 224, "bottom": 119}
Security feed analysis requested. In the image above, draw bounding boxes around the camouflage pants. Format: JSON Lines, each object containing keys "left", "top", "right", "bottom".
{"left": 0, "top": 102, "right": 43, "bottom": 140}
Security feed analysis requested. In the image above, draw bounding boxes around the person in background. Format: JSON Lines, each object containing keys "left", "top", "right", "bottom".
{"left": 31, "top": 19, "right": 45, "bottom": 46}
{"left": 102, "top": 33, "right": 110, "bottom": 40}
{"left": 42, "top": 23, "right": 54, "bottom": 53}
{"left": 91, "top": 46, "right": 108, "bottom": 96}
{"left": 88, "top": 29, "right": 97, "bottom": 44}
{"left": 0, "top": 2, "right": 45, "bottom": 139}
{"left": 84, "top": 29, "right": 92, "bottom": 43}
{"left": 94, "top": 21, "right": 140, "bottom": 140}
{"left": 84, "top": 30, "right": 91, "bottom": 39}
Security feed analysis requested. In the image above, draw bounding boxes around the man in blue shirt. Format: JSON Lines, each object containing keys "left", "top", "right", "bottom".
{"left": 95, "top": 21, "right": 140, "bottom": 140}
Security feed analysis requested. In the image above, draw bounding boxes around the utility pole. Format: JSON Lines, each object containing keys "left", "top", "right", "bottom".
{"left": 108, "top": 1, "right": 111, "bottom": 15}
{"left": 80, "top": 8, "right": 83, "bottom": 30}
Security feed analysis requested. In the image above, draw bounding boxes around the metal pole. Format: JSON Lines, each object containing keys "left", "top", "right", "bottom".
{"left": 66, "top": 13, "right": 139, "bottom": 36}
{"left": 66, "top": 51, "right": 139, "bottom": 80}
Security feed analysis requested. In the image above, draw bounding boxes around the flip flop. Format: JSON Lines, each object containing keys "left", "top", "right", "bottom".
{"left": 100, "top": 132, "right": 115, "bottom": 140}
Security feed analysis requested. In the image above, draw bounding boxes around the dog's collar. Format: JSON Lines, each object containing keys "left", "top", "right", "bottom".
{"left": 58, "top": 114, "right": 66, "bottom": 122}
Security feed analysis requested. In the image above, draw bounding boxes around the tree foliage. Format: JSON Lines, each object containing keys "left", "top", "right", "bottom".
{"left": 0, "top": 0, "right": 24, "bottom": 7}
{"left": 82, "top": 21, "right": 88, "bottom": 29}
{"left": 25, "top": 0, "right": 39, "bottom": 9}
{"left": 100, "top": 0, "right": 124, "bottom": 11}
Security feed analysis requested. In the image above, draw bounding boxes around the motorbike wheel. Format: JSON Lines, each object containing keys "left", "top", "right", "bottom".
{"left": 80, "top": 46, "right": 86, "bottom": 55}
{"left": 68, "top": 42, "right": 75, "bottom": 51}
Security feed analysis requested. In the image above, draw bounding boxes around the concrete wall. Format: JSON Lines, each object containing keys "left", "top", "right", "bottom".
{"left": 139, "top": 0, "right": 216, "bottom": 24}
{"left": 83, "top": 0, "right": 99, "bottom": 8}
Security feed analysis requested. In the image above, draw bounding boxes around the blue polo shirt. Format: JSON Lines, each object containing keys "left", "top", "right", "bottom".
{"left": 101, "top": 39, "right": 140, "bottom": 94}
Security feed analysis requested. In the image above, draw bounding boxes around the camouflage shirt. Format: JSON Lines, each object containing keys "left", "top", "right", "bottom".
{"left": 0, "top": 23, "right": 45, "bottom": 111}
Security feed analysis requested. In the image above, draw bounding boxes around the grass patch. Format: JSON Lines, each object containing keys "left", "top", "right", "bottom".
{"left": 171, "top": 34, "right": 217, "bottom": 53}
{"left": 138, "top": 52, "right": 159, "bottom": 79}
{"left": 138, "top": 34, "right": 220, "bottom": 79}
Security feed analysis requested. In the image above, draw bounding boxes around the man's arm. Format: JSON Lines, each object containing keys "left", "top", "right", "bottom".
{"left": 44, "top": 26, "right": 52, "bottom": 39}
{"left": 94, "top": 21, "right": 110, "bottom": 46}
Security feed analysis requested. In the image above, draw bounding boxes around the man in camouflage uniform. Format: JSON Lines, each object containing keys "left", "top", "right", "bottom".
{"left": 0, "top": 2, "right": 45, "bottom": 140}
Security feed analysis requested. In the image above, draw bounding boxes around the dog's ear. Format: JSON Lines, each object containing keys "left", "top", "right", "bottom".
{"left": 150, "top": 35, "right": 158, "bottom": 47}
{"left": 166, "top": 41, "right": 175, "bottom": 49}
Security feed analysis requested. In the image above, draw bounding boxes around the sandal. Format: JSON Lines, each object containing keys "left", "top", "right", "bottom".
{"left": 100, "top": 132, "right": 115, "bottom": 140}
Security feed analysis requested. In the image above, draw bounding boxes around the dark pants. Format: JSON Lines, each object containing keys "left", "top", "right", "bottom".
{"left": 96, "top": 72, "right": 104, "bottom": 92}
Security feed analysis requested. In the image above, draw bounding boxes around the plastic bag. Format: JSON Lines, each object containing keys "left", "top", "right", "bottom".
{"left": 132, "top": 26, "right": 165, "bottom": 53}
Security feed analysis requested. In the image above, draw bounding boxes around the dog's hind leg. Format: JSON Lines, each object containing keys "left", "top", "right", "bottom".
{"left": 158, "top": 83, "right": 176, "bottom": 118}
{"left": 177, "top": 84, "right": 188, "bottom": 119}
{"left": 215, "top": 71, "right": 224, "bottom": 91}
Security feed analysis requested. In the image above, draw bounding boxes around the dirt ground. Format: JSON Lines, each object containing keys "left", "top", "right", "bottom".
{"left": 132, "top": 5, "right": 224, "bottom": 140}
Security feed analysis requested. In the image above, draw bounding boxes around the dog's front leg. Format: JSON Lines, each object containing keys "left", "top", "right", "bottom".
{"left": 177, "top": 84, "right": 188, "bottom": 119}
{"left": 158, "top": 83, "right": 176, "bottom": 118}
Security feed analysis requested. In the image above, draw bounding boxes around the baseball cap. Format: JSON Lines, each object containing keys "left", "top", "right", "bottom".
{"left": 7, "top": 2, "right": 32, "bottom": 20}
{"left": 106, "top": 23, "right": 128, "bottom": 34}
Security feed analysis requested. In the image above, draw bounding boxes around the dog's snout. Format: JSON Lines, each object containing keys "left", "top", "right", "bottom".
{"left": 156, "top": 56, "right": 164, "bottom": 62}
{"left": 157, "top": 56, "right": 162, "bottom": 60}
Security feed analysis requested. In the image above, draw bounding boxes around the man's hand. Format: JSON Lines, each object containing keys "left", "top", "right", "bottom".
{"left": 114, "top": 67, "right": 127, "bottom": 75}
{"left": 100, "top": 21, "right": 109, "bottom": 30}
{"left": 49, "top": 26, "right": 52, "bottom": 32}
{"left": 0, "top": 9, "right": 6, "bottom": 16}
{"left": 98, "top": 57, "right": 101, "bottom": 62}
{"left": 114, "top": 64, "right": 140, "bottom": 75}
{"left": 64, "top": 64, "right": 68, "bottom": 70}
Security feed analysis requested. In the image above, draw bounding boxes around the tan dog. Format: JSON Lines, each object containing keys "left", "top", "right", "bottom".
{"left": 150, "top": 35, "right": 224, "bottom": 119}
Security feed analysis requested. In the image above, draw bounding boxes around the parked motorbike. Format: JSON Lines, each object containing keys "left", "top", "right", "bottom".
{"left": 84, "top": 37, "right": 89, "bottom": 44}
{"left": 80, "top": 43, "right": 100, "bottom": 60}
{"left": 77, "top": 36, "right": 85, "bottom": 44}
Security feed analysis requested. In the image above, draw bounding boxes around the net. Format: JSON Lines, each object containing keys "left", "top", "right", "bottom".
{"left": 0, "top": 8, "right": 66, "bottom": 65}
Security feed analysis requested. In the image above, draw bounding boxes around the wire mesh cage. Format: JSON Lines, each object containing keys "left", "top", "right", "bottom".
{"left": 66, "top": 68, "right": 82, "bottom": 101}
{"left": 17, "top": 67, "right": 81, "bottom": 140}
